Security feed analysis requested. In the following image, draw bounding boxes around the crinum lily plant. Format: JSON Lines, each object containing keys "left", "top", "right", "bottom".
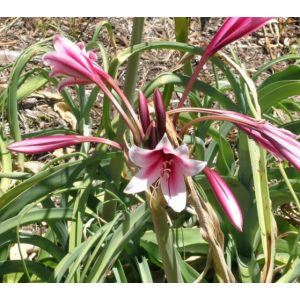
{"left": 7, "top": 17, "right": 300, "bottom": 283}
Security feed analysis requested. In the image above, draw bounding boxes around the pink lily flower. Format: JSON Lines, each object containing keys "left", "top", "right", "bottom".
{"left": 43, "top": 35, "right": 144, "bottom": 143}
{"left": 174, "top": 17, "right": 273, "bottom": 124}
{"left": 203, "top": 167, "right": 243, "bottom": 232}
{"left": 124, "top": 133, "right": 207, "bottom": 212}
{"left": 43, "top": 36, "right": 102, "bottom": 91}
{"left": 8, "top": 135, "right": 122, "bottom": 154}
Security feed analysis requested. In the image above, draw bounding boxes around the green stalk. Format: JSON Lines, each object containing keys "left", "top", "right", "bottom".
{"left": 78, "top": 86, "right": 91, "bottom": 154}
{"left": 248, "top": 141, "right": 275, "bottom": 283}
{"left": 123, "top": 17, "right": 145, "bottom": 104}
{"left": 0, "top": 130, "right": 12, "bottom": 193}
{"left": 146, "top": 191, "right": 183, "bottom": 283}
{"left": 278, "top": 163, "right": 300, "bottom": 211}
{"left": 223, "top": 49, "right": 275, "bottom": 282}
{"left": 103, "top": 18, "right": 145, "bottom": 222}
{"left": 278, "top": 163, "right": 300, "bottom": 275}
{"left": 174, "top": 17, "right": 192, "bottom": 75}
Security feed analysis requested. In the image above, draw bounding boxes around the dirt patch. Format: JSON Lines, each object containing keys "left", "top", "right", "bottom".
{"left": 0, "top": 17, "right": 299, "bottom": 139}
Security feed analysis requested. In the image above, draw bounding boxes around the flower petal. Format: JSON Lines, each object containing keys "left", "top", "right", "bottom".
{"left": 155, "top": 133, "right": 174, "bottom": 151}
{"left": 174, "top": 144, "right": 207, "bottom": 176}
{"left": 43, "top": 53, "right": 92, "bottom": 80}
{"left": 57, "top": 77, "right": 92, "bottom": 91}
{"left": 128, "top": 145, "right": 161, "bottom": 168}
{"left": 161, "top": 164, "right": 186, "bottom": 212}
{"left": 53, "top": 36, "right": 94, "bottom": 72}
{"left": 124, "top": 161, "right": 161, "bottom": 194}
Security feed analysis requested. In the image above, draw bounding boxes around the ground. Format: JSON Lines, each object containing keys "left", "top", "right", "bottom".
{"left": 0, "top": 17, "right": 299, "bottom": 162}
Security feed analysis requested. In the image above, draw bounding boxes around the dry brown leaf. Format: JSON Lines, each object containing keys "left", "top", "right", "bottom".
{"left": 52, "top": 147, "right": 75, "bottom": 158}
{"left": 24, "top": 161, "right": 45, "bottom": 174}
{"left": 54, "top": 102, "right": 77, "bottom": 130}
{"left": 32, "top": 91, "right": 63, "bottom": 101}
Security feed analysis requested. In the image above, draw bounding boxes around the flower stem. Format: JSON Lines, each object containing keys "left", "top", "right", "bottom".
{"left": 123, "top": 17, "right": 145, "bottom": 104}
{"left": 146, "top": 190, "right": 183, "bottom": 283}
{"left": 278, "top": 162, "right": 300, "bottom": 212}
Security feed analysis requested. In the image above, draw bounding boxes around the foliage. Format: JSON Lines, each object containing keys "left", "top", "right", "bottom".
{"left": 0, "top": 17, "right": 300, "bottom": 283}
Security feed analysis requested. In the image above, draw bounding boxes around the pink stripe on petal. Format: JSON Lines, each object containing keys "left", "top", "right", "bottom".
{"left": 179, "top": 157, "right": 207, "bottom": 177}
{"left": 44, "top": 53, "right": 92, "bottom": 79}
{"left": 53, "top": 36, "right": 94, "bottom": 73}
{"left": 174, "top": 144, "right": 207, "bottom": 176}
{"left": 161, "top": 163, "right": 187, "bottom": 212}
{"left": 124, "top": 162, "right": 161, "bottom": 194}
{"left": 237, "top": 125, "right": 283, "bottom": 158}
{"left": 128, "top": 145, "right": 161, "bottom": 168}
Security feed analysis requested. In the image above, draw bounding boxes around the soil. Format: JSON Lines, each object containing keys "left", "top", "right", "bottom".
{"left": 0, "top": 17, "right": 299, "bottom": 145}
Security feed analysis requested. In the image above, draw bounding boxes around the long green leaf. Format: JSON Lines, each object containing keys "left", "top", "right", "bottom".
{"left": 0, "top": 208, "right": 73, "bottom": 237}
{"left": 86, "top": 202, "right": 150, "bottom": 282}
{"left": 0, "top": 260, "right": 52, "bottom": 282}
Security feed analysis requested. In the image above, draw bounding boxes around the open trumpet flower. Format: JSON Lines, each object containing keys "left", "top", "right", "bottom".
{"left": 124, "top": 133, "right": 206, "bottom": 212}
{"left": 8, "top": 135, "right": 122, "bottom": 154}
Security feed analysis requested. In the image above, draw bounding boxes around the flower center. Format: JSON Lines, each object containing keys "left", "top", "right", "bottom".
{"left": 160, "top": 155, "right": 174, "bottom": 179}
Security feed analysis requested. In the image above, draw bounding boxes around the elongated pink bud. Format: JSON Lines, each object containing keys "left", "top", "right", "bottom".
{"left": 8, "top": 135, "right": 122, "bottom": 154}
{"left": 203, "top": 167, "right": 243, "bottom": 231}
{"left": 144, "top": 121, "right": 158, "bottom": 150}
{"left": 154, "top": 89, "right": 166, "bottom": 139}
{"left": 138, "top": 91, "right": 151, "bottom": 135}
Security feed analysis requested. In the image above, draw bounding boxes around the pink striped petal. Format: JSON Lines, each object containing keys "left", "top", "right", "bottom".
{"left": 161, "top": 163, "right": 187, "bottom": 212}
{"left": 53, "top": 36, "right": 95, "bottom": 72}
{"left": 155, "top": 133, "right": 174, "bottom": 151}
{"left": 206, "top": 18, "right": 273, "bottom": 57}
{"left": 128, "top": 145, "right": 161, "bottom": 168}
{"left": 237, "top": 125, "right": 283, "bottom": 158}
{"left": 44, "top": 53, "right": 93, "bottom": 80}
{"left": 173, "top": 144, "right": 207, "bottom": 176}
{"left": 124, "top": 161, "right": 161, "bottom": 194}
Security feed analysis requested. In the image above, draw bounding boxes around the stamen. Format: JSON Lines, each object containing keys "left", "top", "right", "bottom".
{"left": 160, "top": 158, "right": 174, "bottom": 178}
